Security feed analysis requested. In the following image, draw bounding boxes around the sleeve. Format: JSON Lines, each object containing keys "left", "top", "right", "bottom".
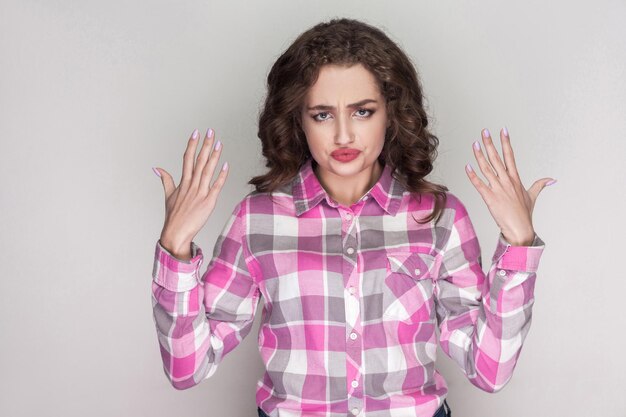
{"left": 433, "top": 195, "right": 546, "bottom": 393}
{"left": 150, "top": 201, "right": 261, "bottom": 390}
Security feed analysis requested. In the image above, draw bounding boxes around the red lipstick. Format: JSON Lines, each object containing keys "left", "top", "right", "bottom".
{"left": 330, "top": 148, "right": 361, "bottom": 163}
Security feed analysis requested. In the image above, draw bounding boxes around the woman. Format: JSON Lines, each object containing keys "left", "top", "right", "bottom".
{"left": 150, "top": 18, "right": 551, "bottom": 417}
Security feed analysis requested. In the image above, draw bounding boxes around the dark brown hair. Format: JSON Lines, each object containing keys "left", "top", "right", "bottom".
{"left": 249, "top": 17, "right": 448, "bottom": 224}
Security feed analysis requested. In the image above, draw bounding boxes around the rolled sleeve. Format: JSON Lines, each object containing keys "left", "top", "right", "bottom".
{"left": 152, "top": 240, "right": 204, "bottom": 292}
{"left": 493, "top": 232, "right": 546, "bottom": 272}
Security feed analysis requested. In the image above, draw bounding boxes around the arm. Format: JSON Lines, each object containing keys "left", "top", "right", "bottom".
{"left": 433, "top": 198, "right": 545, "bottom": 393}
{"left": 151, "top": 201, "right": 261, "bottom": 390}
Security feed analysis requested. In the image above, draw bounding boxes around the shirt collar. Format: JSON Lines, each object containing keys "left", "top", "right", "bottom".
{"left": 292, "top": 158, "right": 405, "bottom": 217}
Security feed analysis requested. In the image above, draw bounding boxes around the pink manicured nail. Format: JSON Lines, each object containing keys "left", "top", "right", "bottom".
{"left": 206, "top": 128, "right": 213, "bottom": 138}
{"left": 214, "top": 140, "right": 222, "bottom": 151}
{"left": 473, "top": 141, "right": 481, "bottom": 151}
{"left": 482, "top": 128, "right": 490, "bottom": 138}
{"left": 503, "top": 126, "right": 509, "bottom": 136}
{"left": 192, "top": 129, "right": 199, "bottom": 140}
{"left": 152, "top": 167, "right": 161, "bottom": 177}
{"left": 466, "top": 163, "right": 473, "bottom": 172}
{"left": 222, "top": 161, "right": 229, "bottom": 171}
{"left": 546, "top": 179, "right": 557, "bottom": 186}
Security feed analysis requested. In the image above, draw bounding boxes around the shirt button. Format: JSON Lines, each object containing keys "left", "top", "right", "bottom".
{"left": 498, "top": 269, "right": 507, "bottom": 276}
{"left": 351, "top": 380, "right": 359, "bottom": 388}
{"left": 414, "top": 268, "right": 421, "bottom": 275}
{"left": 349, "top": 286, "right": 356, "bottom": 295}
{"left": 346, "top": 247, "right": 355, "bottom": 255}
{"left": 350, "top": 332, "right": 357, "bottom": 340}
{"left": 345, "top": 213, "right": 352, "bottom": 221}
{"left": 351, "top": 407, "right": 360, "bottom": 415}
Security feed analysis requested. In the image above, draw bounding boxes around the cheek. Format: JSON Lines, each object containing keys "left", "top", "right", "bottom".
{"left": 302, "top": 120, "right": 329, "bottom": 151}
{"left": 364, "top": 126, "right": 386, "bottom": 152}
{"left": 304, "top": 131, "right": 325, "bottom": 156}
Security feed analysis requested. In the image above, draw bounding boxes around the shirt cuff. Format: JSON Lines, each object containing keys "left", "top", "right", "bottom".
{"left": 491, "top": 232, "right": 545, "bottom": 272}
{"left": 152, "top": 240, "right": 204, "bottom": 292}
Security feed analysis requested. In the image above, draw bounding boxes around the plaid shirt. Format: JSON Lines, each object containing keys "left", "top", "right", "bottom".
{"left": 151, "top": 158, "right": 545, "bottom": 417}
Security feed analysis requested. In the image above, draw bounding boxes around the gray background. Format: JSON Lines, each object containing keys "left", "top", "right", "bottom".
{"left": 1, "top": 0, "right": 625, "bottom": 416}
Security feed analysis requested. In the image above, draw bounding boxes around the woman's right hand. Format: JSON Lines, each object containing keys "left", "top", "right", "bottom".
{"left": 153, "top": 128, "right": 229, "bottom": 260}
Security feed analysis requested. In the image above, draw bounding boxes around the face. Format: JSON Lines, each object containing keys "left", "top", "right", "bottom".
{"left": 300, "top": 63, "right": 389, "bottom": 183}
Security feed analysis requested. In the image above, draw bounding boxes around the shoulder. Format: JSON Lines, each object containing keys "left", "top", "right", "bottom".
{"left": 405, "top": 189, "right": 467, "bottom": 218}
{"left": 442, "top": 190, "right": 468, "bottom": 216}
{"left": 424, "top": 190, "right": 472, "bottom": 232}
{"left": 233, "top": 183, "right": 295, "bottom": 216}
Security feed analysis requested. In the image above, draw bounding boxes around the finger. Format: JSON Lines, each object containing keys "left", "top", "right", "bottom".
{"left": 528, "top": 177, "right": 556, "bottom": 202}
{"left": 472, "top": 136, "right": 500, "bottom": 189}
{"left": 193, "top": 128, "right": 217, "bottom": 191}
{"left": 189, "top": 128, "right": 216, "bottom": 190}
{"left": 500, "top": 127, "right": 521, "bottom": 183}
{"left": 207, "top": 161, "right": 229, "bottom": 201}
{"left": 465, "top": 163, "right": 491, "bottom": 198}
{"left": 197, "top": 129, "right": 222, "bottom": 193}
{"left": 481, "top": 129, "right": 511, "bottom": 186}
{"left": 156, "top": 167, "right": 176, "bottom": 200}
{"left": 181, "top": 128, "right": 201, "bottom": 188}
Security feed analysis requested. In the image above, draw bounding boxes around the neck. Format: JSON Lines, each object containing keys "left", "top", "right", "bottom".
{"left": 313, "top": 159, "right": 384, "bottom": 207}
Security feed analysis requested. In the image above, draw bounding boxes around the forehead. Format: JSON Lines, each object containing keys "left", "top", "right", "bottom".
{"left": 304, "top": 63, "right": 382, "bottom": 102}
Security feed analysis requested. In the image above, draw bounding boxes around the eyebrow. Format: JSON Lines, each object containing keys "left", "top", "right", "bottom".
{"left": 306, "top": 98, "right": 378, "bottom": 111}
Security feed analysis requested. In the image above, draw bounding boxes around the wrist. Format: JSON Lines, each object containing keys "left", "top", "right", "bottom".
{"left": 502, "top": 228, "right": 535, "bottom": 246}
{"left": 159, "top": 235, "right": 193, "bottom": 260}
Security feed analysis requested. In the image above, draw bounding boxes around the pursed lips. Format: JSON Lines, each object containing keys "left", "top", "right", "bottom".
{"left": 331, "top": 149, "right": 360, "bottom": 156}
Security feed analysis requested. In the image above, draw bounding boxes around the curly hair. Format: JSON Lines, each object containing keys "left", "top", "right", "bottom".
{"left": 249, "top": 17, "right": 449, "bottom": 225}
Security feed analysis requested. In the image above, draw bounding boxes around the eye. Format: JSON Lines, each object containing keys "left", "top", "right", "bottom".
{"left": 311, "top": 108, "right": 376, "bottom": 122}
{"left": 356, "top": 108, "right": 375, "bottom": 118}
{"left": 312, "top": 111, "right": 331, "bottom": 122}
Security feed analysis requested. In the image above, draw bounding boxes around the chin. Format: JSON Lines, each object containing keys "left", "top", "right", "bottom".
{"left": 328, "top": 158, "right": 370, "bottom": 175}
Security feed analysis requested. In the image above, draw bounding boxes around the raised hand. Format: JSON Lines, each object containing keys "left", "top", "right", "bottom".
{"left": 464, "top": 127, "right": 555, "bottom": 246}
{"left": 152, "top": 128, "right": 229, "bottom": 259}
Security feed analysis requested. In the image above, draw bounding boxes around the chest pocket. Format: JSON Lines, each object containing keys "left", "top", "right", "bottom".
{"left": 383, "top": 251, "right": 436, "bottom": 324}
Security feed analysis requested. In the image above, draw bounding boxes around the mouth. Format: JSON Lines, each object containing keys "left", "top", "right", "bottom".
{"left": 330, "top": 149, "right": 361, "bottom": 162}
{"left": 331, "top": 149, "right": 361, "bottom": 156}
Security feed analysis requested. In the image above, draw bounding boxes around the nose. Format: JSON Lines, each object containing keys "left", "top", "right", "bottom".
{"left": 334, "top": 112, "right": 355, "bottom": 145}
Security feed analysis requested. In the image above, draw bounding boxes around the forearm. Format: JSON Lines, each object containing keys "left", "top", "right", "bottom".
{"left": 151, "top": 281, "right": 219, "bottom": 389}
{"left": 437, "top": 232, "right": 545, "bottom": 392}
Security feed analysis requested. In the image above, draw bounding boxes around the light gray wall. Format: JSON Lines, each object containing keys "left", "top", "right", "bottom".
{"left": 1, "top": 1, "right": 625, "bottom": 416}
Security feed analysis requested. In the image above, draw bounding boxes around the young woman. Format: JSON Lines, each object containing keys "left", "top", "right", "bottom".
{"left": 150, "top": 18, "right": 551, "bottom": 417}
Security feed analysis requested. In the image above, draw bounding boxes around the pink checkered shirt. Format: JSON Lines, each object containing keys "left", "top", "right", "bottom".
{"left": 151, "top": 158, "right": 545, "bottom": 417}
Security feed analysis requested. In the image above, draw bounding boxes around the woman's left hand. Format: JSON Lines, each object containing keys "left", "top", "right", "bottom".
{"left": 464, "top": 127, "right": 555, "bottom": 246}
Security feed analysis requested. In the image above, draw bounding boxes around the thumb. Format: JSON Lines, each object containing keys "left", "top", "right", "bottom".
{"left": 152, "top": 167, "right": 176, "bottom": 199}
{"left": 528, "top": 177, "right": 556, "bottom": 201}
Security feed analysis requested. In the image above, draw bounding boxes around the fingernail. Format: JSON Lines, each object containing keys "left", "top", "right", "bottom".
{"left": 192, "top": 129, "right": 199, "bottom": 140}
{"left": 214, "top": 140, "right": 222, "bottom": 151}
{"left": 222, "top": 161, "right": 229, "bottom": 171}
{"left": 546, "top": 179, "right": 557, "bottom": 186}
{"left": 473, "top": 140, "right": 481, "bottom": 151}
{"left": 466, "top": 163, "right": 473, "bottom": 172}
{"left": 482, "top": 128, "right": 490, "bottom": 138}
{"left": 503, "top": 126, "right": 509, "bottom": 136}
{"left": 152, "top": 167, "right": 161, "bottom": 177}
{"left": 206, "top": 128, "right": 213, "bottom": 138}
